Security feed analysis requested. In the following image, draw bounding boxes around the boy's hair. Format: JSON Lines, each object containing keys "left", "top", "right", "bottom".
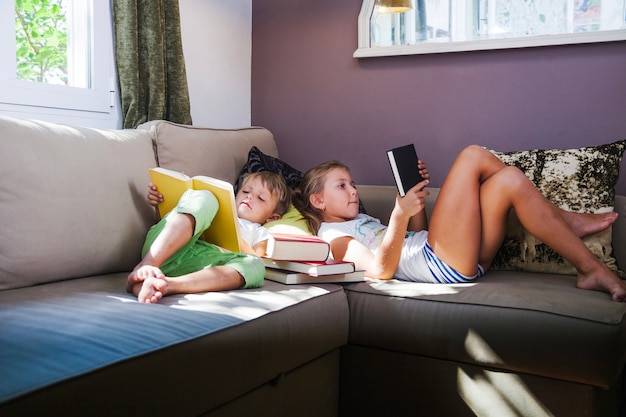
{"left": 294, "top": 160, "right": 350, "bottom": 234}
{"left": 241, "top": 171, "right": 292, "bottom": 216}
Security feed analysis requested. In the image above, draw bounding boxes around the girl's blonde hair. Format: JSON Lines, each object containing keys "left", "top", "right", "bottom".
{"left": 241, "top": 171, "right": 292, "bottom": 216}
{"left": 294, "top": 160, "right": 351, "bottom": 234}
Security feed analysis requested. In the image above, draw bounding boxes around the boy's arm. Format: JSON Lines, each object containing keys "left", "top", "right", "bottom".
{"left": 239, "top": 239, "right": 267, "bottom": 257}
{"left": 251, "top": 240, "right": 268, "bottom": 257}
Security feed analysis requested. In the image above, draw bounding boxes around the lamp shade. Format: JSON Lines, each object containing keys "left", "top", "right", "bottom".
{"left": 375, "top": 0, "right": 412, "bottom": 14}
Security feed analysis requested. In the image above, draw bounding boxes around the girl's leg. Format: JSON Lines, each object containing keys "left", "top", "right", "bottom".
{"left": 478, "top": 166, "right": 625, "bottom": 301}
{"left": 427, "top": 145, "right": 510, "bottom": 276}
{"left": 429, "top": 145, "right": 625, "bottom": 301}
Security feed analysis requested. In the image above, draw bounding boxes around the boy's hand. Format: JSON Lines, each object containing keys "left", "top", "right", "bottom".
{"left": 147, "top": 183, "right": 163, "bottom": 207}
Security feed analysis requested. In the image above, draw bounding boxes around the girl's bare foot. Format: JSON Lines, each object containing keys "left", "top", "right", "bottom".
{"left": 137, "top": 277, "right": 169, "bottom": 304}
{"left": 577, "top": 264, "right": 626, "bottom": 302}
{"left": 562, "top": 211, "right": 618, "bottom": 238}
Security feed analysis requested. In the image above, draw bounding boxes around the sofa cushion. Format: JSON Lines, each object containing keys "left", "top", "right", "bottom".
{"left": 490, "top": 140, "right": 626, "bottom": 276}
{"left": 0, "top": 274, "right": 349, "bottom": 413}
{"left": 344, "top": 273, "right": 626, "bottom": 389}
{"left": 0, "top": 116, "right": 156, "bottom": 290}
{"left": 139, "top": 120, "right": 279, "bottom": 187}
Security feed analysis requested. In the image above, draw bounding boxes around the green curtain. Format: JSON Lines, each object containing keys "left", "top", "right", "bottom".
{"left": 112, "top": 0, "right": 192, "bottom": 129}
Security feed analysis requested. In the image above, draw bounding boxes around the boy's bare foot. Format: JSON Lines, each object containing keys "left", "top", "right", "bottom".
{"left": 562, "top": 211, "right": 618, "bottom": 238}
{"left": 137, "top": 277, "right": 169, "bottom": 304}
{"left": 126, "top": 264, "right": 165, "bottom": 293}
{"left": 577, "top": 264, "right": 626, "bottom": 302}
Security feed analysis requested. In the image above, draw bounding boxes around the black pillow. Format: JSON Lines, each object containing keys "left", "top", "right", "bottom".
{"left": 235, "top": 146, "right": 303, "bottom": 193}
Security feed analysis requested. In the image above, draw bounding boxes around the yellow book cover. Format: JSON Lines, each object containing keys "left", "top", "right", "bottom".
{"left": 149, "top": 167, "right": 242, "bottom": 253}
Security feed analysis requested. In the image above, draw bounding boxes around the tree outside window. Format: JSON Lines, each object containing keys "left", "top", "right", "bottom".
{"left": 15, "top": 0, "right": 68, "bottom": 85}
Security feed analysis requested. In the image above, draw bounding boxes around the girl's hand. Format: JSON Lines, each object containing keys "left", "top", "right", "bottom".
{"left": 395, "top": 179, "right": 430, "bottom": 218}
{"left": 418, "top": 159, "right": 430, "bottom": 182}
{"left": 147, "top": 183, "right": 163, "bottom": 207}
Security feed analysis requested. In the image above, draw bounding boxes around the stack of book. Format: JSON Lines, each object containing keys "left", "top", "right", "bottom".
{"left": 263, "top": 233, "right": 365, "bottom": 284}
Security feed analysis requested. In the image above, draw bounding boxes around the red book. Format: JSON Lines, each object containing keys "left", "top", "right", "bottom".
{"left": 262, "top": 258, "right": 355, "bottom": 276}
{"left": 265, "top": 233, "right": 330, "bottom": 262}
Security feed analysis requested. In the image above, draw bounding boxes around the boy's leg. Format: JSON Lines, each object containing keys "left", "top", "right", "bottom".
{"left": 136, "top": 249, "right": 265, "bottom": 303}
{"left": 136, "top": 265, "right": 245, "bottom": 303}
{"left": 127, "top": 190, "right": 219, "bottom": 293}
{"left": 127, "top": 212, "right": 196, "bottom": 293}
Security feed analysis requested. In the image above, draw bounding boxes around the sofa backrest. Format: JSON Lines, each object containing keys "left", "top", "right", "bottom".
{"left": 0, "top": 116, "right": 156, "bottom": 290}
{"left": 138, "top": 120, "right": 278, "bottom": 186}
{"left": 0, "top": 117, "right": 279, "bottom": 291}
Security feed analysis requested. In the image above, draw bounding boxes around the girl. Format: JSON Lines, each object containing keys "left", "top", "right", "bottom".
{"left": 295, "top": 145, "right": 626, "bottom": 302}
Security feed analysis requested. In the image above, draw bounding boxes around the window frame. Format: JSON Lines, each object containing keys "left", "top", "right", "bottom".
{"left": 355, "top": 0, "right": 626, "bottom": 58}
{"left": 0, "top": 0, "right": 114, "bottom": 115}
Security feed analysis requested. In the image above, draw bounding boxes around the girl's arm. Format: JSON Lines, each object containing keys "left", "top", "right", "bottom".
{"left": 330, "top": 184, "right": 428, "bottom": 280}
{"left": 329, "top": 208, "right": 408, "bottom": 280}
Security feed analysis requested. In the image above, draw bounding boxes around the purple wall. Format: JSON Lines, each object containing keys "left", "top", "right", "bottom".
{"left": 252, "top": 0, "right": 626, "bottom": 195}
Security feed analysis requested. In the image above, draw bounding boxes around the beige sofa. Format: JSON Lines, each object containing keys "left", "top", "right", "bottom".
{"left": 0, "top": 115, "right": 624, "bottom": 417}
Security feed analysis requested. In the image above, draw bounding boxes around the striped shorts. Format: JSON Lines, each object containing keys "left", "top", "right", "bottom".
{"left": 423, "top": 241, "right": 485, "bottom": 284}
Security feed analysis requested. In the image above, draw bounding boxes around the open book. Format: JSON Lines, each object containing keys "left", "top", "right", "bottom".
{"left": 149, "top": 167, "right": 242, "bottom": 253}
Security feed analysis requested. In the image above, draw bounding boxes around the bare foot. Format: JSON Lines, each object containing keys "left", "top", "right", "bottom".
{"left": 126, "top": 264, "right": 165, "bottom": 293}
{"left": 562, "top": 211, "right": 618, "bottom": 238}
{"left": 577, "top": 264, "right": 626, "bottom": 302}
{"left": 137, "top": 277, "right": 169, "bottom": 304}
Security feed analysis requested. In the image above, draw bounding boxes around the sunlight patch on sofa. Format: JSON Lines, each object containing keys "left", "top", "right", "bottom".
{"left": 459, "top": 329, "right": 553, "bottom": 417}
{"left": 162, "top": 286, "right": 333, "bottom": 319}
{"left": 370, "top": 278, "right": 477, "bottom": 296}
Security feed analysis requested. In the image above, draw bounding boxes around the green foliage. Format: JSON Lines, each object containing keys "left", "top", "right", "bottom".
{"left": 15, "top": 0, "right": 67, "bottom": 84}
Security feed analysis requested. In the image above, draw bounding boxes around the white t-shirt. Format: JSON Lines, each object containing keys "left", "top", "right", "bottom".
{"left": 317, "top": 213, "right": 432, "bottom": 282}
{"left": 238, "top": 218, "right": 270, "bottom": 247}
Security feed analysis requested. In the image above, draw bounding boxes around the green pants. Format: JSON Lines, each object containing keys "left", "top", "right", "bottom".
{"left": 142, "top": 189, "right": 264, "bottom": 288}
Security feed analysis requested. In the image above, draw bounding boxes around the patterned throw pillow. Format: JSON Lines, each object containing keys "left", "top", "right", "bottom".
{"left": 489, "top": 140, "right": 626, "bottom": 277}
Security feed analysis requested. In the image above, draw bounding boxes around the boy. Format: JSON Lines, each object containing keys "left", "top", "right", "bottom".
{"left": 127, "top": 172, "right": 291, "bottom": 304}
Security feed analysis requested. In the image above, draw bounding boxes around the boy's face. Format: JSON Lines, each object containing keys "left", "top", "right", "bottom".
{"left": 235, "top": 177, "right": 280, "bottom": 224}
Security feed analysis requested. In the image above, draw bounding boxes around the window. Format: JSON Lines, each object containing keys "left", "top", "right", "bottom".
{"left": 0, "top": 0, "right": 115, "bottom": 117}
{"left": 356, "top": 0, "right": 626, "bottom": 57}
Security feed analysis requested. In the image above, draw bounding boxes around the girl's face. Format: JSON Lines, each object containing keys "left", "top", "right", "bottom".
{"left": 236, "top": 177, "right": 280, "bottom": 224}
{"left": 315, "top": 167, "right": 360, "bottom": 222}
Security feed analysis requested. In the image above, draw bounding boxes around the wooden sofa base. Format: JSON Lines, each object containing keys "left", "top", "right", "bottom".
{"left": 340, "top": 345, "right": 625, "bottom": 417}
